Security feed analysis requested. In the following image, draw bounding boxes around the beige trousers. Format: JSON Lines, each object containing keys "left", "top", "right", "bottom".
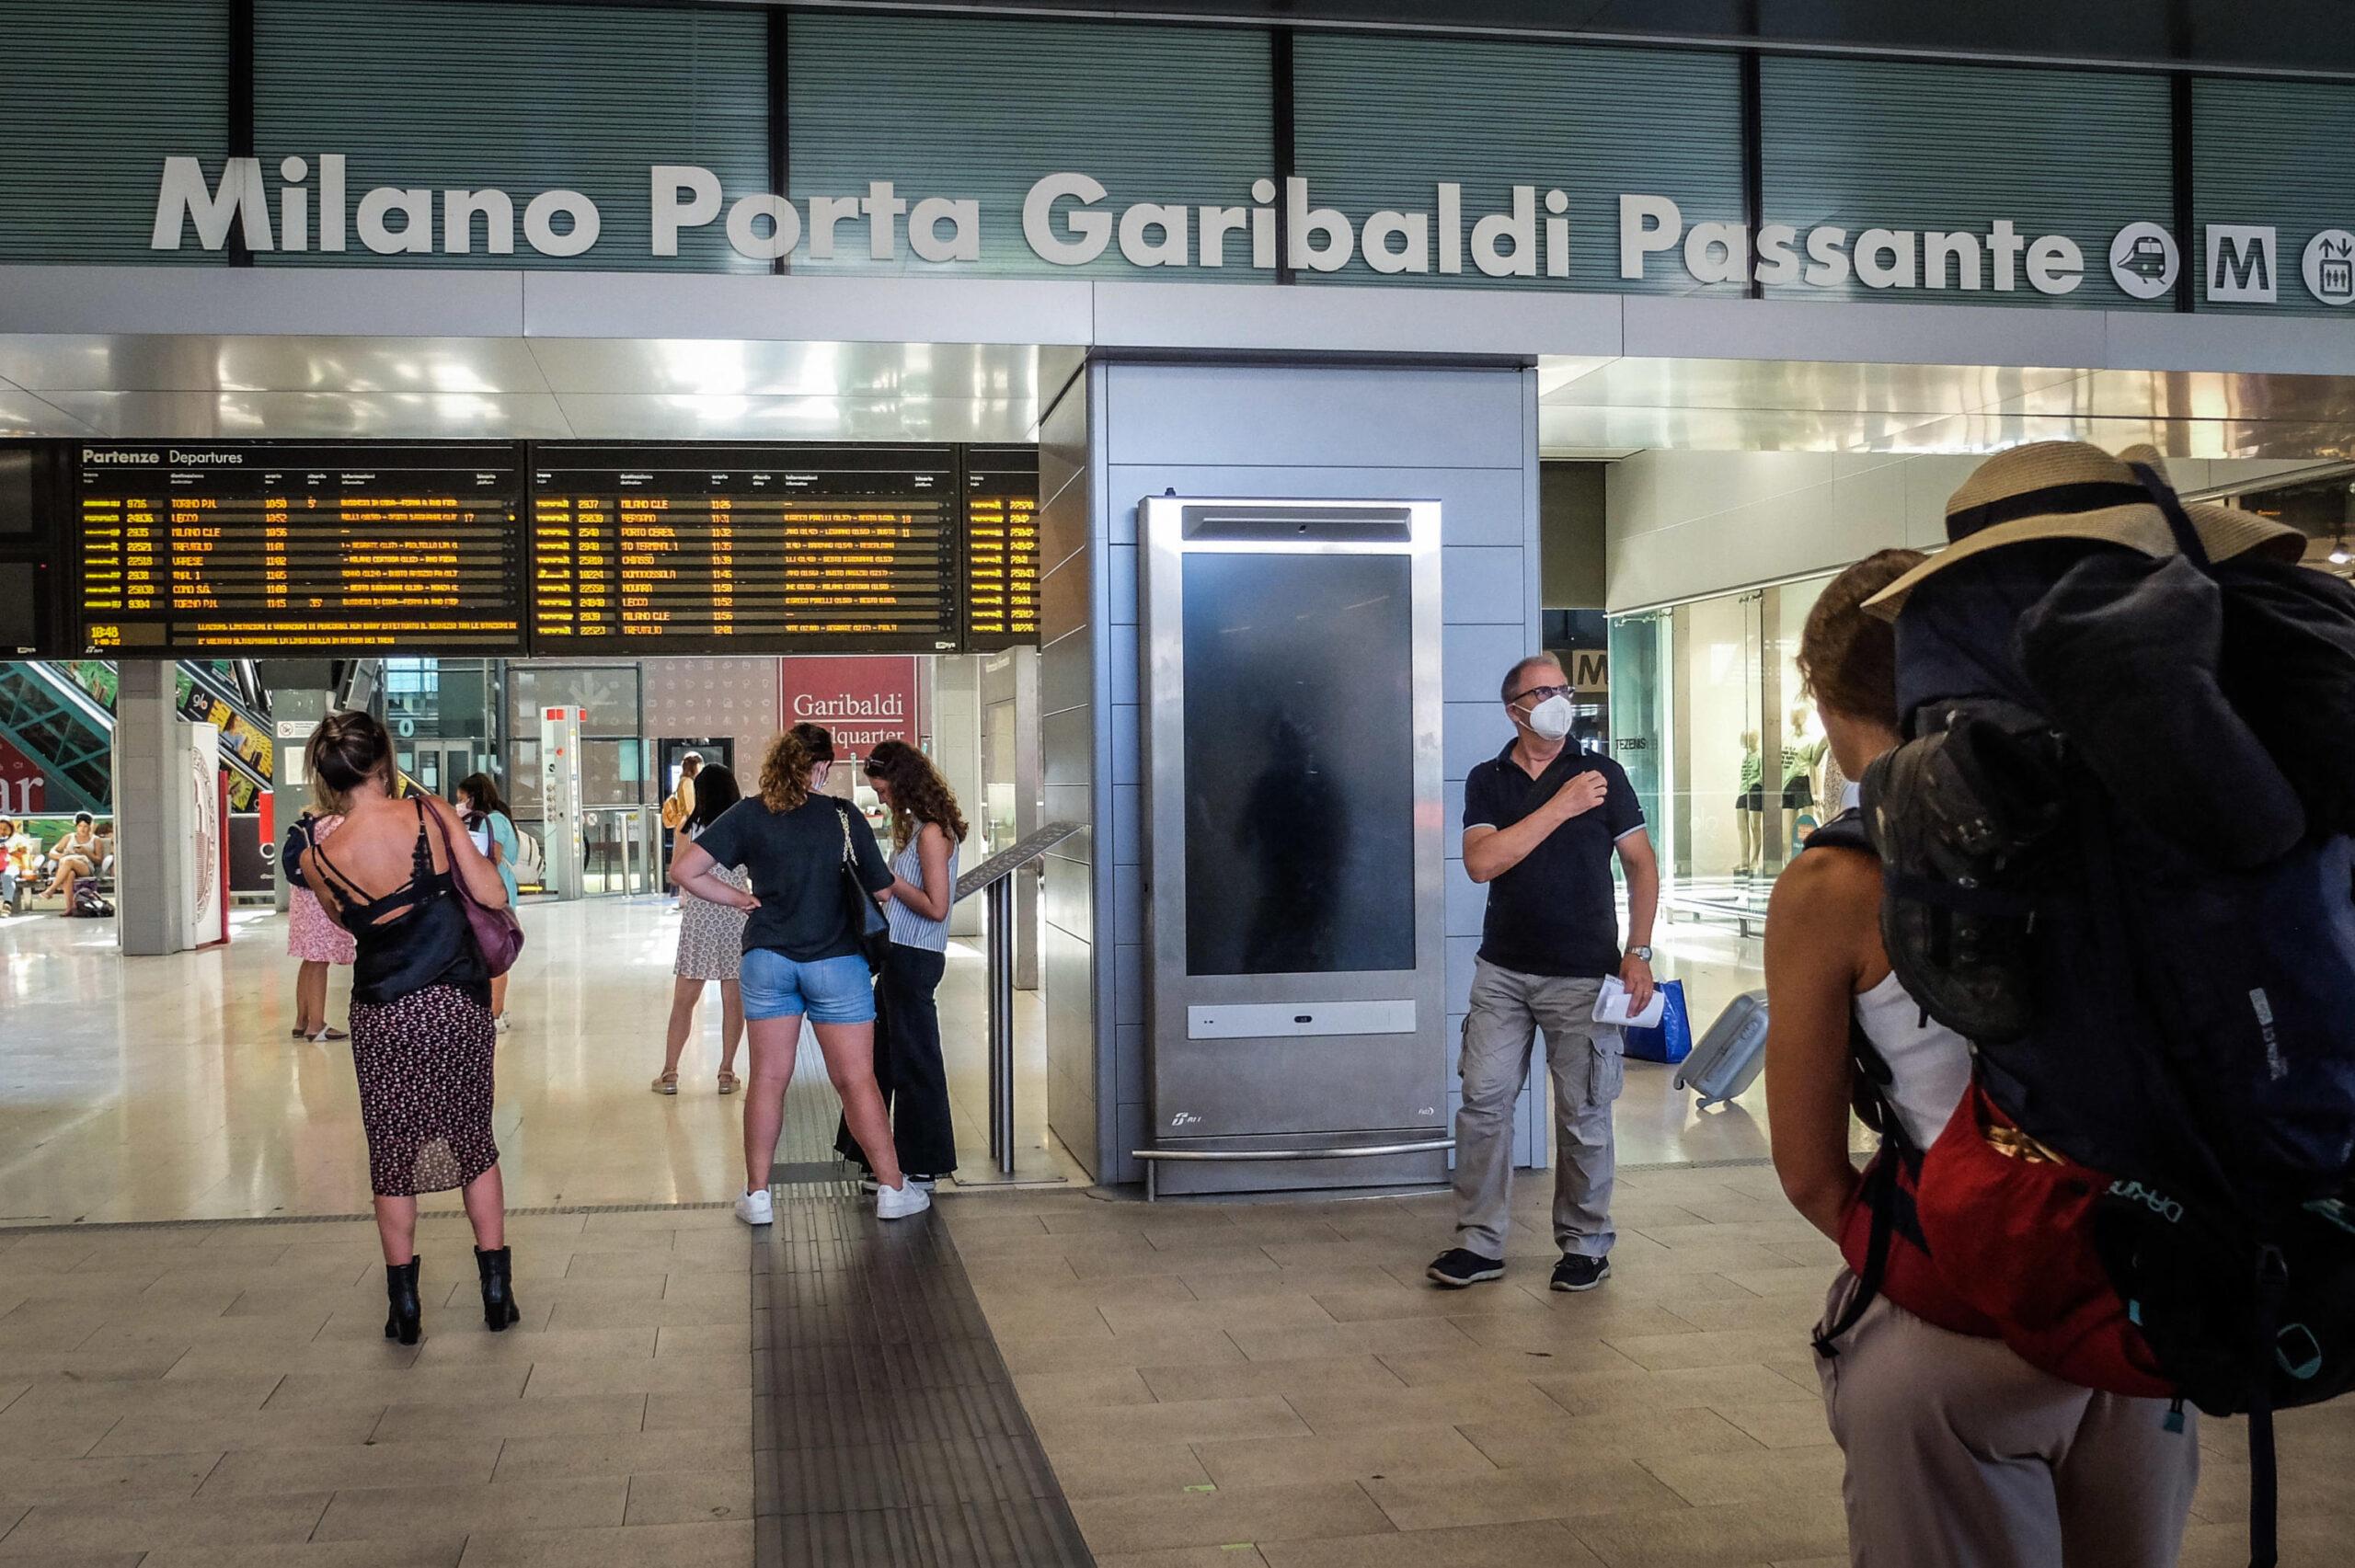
{"left": 1814, "top": 1272, "right": 2200, "bottom": 1568}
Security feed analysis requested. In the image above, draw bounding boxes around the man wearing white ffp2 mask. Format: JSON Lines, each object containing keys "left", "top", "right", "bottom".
{"left": 1430, "top": 653, "right": 1660, "bottom": 1296}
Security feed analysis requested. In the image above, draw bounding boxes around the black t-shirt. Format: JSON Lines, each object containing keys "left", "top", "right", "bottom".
{"left": 1464, "top": 738, "right": 1645, "bottom": 979}
{"left": 691, "top": 795, "right": 893, "bottom": 960}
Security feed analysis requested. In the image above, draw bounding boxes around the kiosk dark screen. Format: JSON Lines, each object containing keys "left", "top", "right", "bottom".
{"left": 1179, "top": 551, "right": 1414, "bottom": 978}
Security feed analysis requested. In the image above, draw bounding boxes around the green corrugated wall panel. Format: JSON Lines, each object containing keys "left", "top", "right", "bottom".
{"left": 1761, "top": 57, "right": 2172, "bottom": 309}
{"left": 1293, "top": 36, "right": 1743, "bottom": 294}
{"left": 0, "top": 0, "right": 231, "bottom": 264}
{"left": 254, "top": 0, "right": 767, "bottom": 271}
{"left": 2193, "top": 77, "right": 2355, "bottom": 314}
{"left": 787, "top": 14, "right": 1270, "bottom": 280}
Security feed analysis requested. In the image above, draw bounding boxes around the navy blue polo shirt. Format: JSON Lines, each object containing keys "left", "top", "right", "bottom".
{"left": 1463, "top": 737, "right": 1645, "bottom": 979}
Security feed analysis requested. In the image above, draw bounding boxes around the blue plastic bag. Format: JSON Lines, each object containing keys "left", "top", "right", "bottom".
{"left": 1622, "top": 979, "right": 1692, "bottom": 1064}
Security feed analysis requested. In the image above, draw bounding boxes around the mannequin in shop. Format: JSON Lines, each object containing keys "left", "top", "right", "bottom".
{"left": 1781, "top": 707, "right": 1827, "bottom": 863}
{"left": 1815, "top": 733, "right": 1852, "bottom": 829}
{"left": 1736, "top": 729, "right": 1764, "bottom": 878}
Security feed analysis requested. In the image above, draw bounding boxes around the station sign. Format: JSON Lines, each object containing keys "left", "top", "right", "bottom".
{"left": 144, "top": 155, "right": 2355, "bottom": 306}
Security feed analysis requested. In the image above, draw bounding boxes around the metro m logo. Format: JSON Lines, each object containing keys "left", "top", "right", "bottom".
{"left": 2207, "top": 224, "right": 2279, "bottom": 303}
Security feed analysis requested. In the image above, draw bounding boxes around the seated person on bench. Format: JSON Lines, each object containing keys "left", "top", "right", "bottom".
{"left": 42, "top": 812, "right": 105, "bottom": 905}
{"left": 0, "top": 818, "right": 34, "bottom": 911}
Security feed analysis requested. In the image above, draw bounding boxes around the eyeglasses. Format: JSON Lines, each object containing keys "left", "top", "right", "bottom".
{"left": 1511, "top": 683, "right": 1572, "bottom": 704}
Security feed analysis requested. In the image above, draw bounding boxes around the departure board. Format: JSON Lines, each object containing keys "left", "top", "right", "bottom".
{"left": 964, "top": 447, "right": 1041, "bottom": 649}
{"left": 530, "top": 445, "right": 961, "bottom": 654}
{"left": 75, "top": 443, "right": 525, "bottom": 656}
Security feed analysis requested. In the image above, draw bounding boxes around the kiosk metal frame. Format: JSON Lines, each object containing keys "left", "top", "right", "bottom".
{"left": 1139, "top": 496, "right": 1448, "bottom": 1196}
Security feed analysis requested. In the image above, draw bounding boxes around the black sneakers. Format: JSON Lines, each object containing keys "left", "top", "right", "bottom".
{"left": 1551, "top": 1253, "right": 1612, "bottom": 1292}
{"left": 1426, "top": 1248, "right": 1506, "bottom": 1288}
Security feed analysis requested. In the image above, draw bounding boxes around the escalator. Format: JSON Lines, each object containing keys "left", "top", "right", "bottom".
{"left": 0, "top": 660, "right": 114, "bottom": 814}
{"left": 0, "top": 659, "right": 277, "bottom": 814}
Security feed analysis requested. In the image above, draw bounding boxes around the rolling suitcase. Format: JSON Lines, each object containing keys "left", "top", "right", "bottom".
{"left": 1673, "top": 990, "right": 1769, "bottom": 1110}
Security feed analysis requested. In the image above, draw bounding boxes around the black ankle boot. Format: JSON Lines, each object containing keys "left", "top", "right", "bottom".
{"left": 384, "top": 1256, "right": 422, "bottom": 1345}
{"left": 476, "top": 1245, "right": 520, "bottom": 1333}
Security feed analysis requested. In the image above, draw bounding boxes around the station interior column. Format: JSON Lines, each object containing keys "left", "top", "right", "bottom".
{"left": 1040, "top": 359, "right": 1546, "bottom": 1185}
{"left": 113, "top": 659, "right": 186, "bottom": 956}
{"left": 265, "top": 686, "right": 333, "bottom": 912}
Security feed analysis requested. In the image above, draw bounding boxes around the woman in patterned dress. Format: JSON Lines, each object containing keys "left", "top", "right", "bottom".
{"left": 297, "top": 711, "right": 519, "bottom": 1345}
{"left": 655, "top": 763, "right": 749, "bottom": 1096}
{"left": 287, "top": 773, "right": 356, "bottom": 1042}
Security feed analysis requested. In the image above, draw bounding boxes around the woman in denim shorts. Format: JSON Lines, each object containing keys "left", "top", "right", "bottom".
{"left": 670, "top": 724, "right": 930, "bottom": 1223}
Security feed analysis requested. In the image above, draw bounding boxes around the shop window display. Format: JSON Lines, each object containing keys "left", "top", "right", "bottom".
{"left": 1608, "top": 571, "right": 1832, "bottom": 922}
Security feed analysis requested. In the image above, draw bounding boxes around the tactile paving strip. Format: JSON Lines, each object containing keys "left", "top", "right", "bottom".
{"left": 752, "top": 1191, "right": 1093, "bottom": 1568}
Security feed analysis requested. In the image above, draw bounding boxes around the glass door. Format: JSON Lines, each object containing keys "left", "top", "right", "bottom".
{"left": 1671, "top": 589, "right": 1766, "bottom": 907}
{"left": 396, "top": 739, "right": 475, "bottom": 802}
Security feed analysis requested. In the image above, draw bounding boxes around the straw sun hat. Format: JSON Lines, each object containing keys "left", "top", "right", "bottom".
{"left": 1863, "top": 441, "right": 2306, "bottom": 618}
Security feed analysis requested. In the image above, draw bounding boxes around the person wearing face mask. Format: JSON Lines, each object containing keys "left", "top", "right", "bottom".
{"left": 1429, "top": 654, "right": 1660, "bottom": 1292}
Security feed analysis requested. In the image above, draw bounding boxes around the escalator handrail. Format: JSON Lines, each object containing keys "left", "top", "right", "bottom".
{"left": 29, "top": 660, "right": 275, "bottom": 795}
{"left": 180, "top": 659, "right": 270, "bottom": 728}
{"left": 22, "top": 661, "right": 118, "bottom": 733}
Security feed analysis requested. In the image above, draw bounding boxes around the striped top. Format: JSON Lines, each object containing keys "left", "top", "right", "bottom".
{"left": 881, "top": 826, "right": 957, "bottom": 953}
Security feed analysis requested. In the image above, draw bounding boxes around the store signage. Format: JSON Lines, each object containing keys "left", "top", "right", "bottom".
{"left": 781, "top": 655, "right": 920, "bottom": 761}
{"left": 146, "top": 156, "right": 2354, "bottom": 306}
{"left": 0, "top": 735, "right": 48, "bottom": 816}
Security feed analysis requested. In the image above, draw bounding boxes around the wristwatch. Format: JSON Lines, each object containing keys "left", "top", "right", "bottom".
{"left": 1626, "top": 945, "right": 1653, "bottom": 963}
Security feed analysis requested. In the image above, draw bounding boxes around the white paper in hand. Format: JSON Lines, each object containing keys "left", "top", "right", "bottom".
{"left": 1591, "top": 975, "right": 1666, "bottom": 1029}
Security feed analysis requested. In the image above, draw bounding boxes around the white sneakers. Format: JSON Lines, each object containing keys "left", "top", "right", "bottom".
{"left": 875, "top": 1180, "right": 932, "bottom": 1220}
{"left": 735, "top": 1181, "right": 928, "bottom": 1224}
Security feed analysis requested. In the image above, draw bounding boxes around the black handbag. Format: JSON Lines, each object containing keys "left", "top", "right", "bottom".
{"left": 834, "top": 802, "right": 893, "bottom": 971}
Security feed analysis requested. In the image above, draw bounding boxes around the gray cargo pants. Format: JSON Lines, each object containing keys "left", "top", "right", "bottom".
{"left": 1452, "top": 957, "right": 1623, "bottom": 1259}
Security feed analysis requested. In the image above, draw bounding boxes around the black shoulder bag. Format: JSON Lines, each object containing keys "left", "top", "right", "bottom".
{"left": 834, "top": 802, "right": 894, "bottom": 971}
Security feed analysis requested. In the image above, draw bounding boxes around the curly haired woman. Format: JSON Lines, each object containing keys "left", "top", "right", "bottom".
{"left": 668, "top": 724, "right": 928, "bottom": 1224}
{"left": 833, "top": 738, "right": 968, "bottom": 1189}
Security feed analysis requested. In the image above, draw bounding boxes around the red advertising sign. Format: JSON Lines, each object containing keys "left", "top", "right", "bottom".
{"left": 0, "top": 734, "right": 48, "bottom": 818}
{"left": 779, "top": 656, "right": 922, "bottom": 763}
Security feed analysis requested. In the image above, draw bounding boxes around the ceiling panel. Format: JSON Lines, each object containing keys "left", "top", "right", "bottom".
{"left": 548, "top": 395, "right": 1040, "bottom": 443}
{"left": 1989, "top": 369, "right": 2355, "bottom": 424}
{"left": 1537, "top": 356, "right": 2088, "bottom": 416}
{"left": 0, "top": 383, "right": 93, "bottom": 436}
{"left": 1864, "top": 413, "right": 2355, "bottom": 460}
{"left": 35, "top": 390, "right": 575, "bottom": 440}
{"left": 1539, "top": 402, "right": 1929, "bottom": 453}
{"left": 0, "top": 336, "right": 2349, "bottom": 455}
{"left": 524, "top": 338, "right": 1075, "bottom": 401}
{"left": 0, "top": 334, "right": 557, "bottom": 395}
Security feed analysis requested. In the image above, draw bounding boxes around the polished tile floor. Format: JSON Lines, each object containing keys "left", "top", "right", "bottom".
{"left": 6, "top": 1184, "right": 2353, "bottom": 1566}
{"left": 42, "top": 898, "right": 2333, "bottom": 1565}
{"left": 0, "top": 1205, "right": 754, "bottom": 1566}
{"left": 0, "top": 897, "right": 1071, "bottom": 1227}
{"left": 0, "top": 898, "right": 1769, "bottom": 1228}
{"left": 955, "top": 1175, "right": 2355, "bottom": 1568}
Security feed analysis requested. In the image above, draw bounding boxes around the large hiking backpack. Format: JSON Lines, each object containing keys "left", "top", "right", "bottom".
{"left": 1856, "top": 452, "right": 2355, "bottom": 1568}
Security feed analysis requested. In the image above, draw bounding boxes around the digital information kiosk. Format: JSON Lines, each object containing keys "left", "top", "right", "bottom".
{"left": 1140, "top": 497, "right": 1447, "bottom": 1196}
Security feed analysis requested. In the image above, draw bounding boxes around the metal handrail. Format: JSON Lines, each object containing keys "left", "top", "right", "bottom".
{"left": 1132, "top": 1139, "right": 1456, "bottom": 1162}
{"left": 953, "top": 821, "right": 1081, "bottom": 904}
{"left": 948, "top": 821, "right": 1079, "bottom": 1175}
{"left": 1132, "top": 1139, "right": 1457, "bottom": 1202}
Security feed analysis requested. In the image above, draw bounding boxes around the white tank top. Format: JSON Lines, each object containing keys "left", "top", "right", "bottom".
{"left": 1852, "top": 971, "right": 1973, "bottom": 1150}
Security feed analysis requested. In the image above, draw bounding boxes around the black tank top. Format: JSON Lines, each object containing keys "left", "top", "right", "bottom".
{"left": 309, "top": 801, "right": 488, "bottom": 1007}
